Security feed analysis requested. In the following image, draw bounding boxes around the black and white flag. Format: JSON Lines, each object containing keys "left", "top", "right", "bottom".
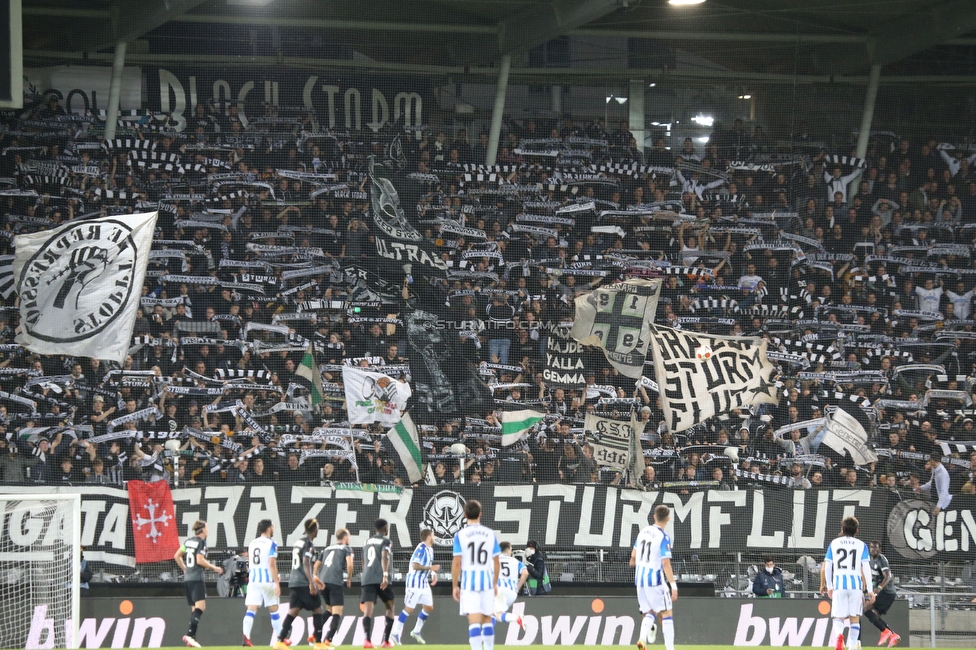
{"left": 13, "top": 211, "right": 158, "bottom": 363}
{"left": 584, "top": 412, "right": 643, "bottom": 469}
{"left": 571, "top": 278, "right": 662, "bottom": 378}
{"left": 821, "top": 406, "right": 878, "bottom": 465}
{"left": 648, "top": 326, "right": 779, "bottom": 433}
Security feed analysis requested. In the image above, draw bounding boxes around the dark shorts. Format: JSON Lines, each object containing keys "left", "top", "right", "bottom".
{"left": 360, "top": 583, "right": 395, "bottom": 605}
{"left": 323, "top": 583, "right": 345, "bottom": 608}
{"left": 289, "top": 585, "right": 321, "bottom": 611}
{"left": 873, "top": 590, "right": 895, "bottom": 615}
{"left": 185, "top": 580, "right": 207, "bottom": 606}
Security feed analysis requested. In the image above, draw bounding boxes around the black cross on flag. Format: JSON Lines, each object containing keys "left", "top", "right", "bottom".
{"left": 571, "top": 278, "right": 662, "bottom": 378}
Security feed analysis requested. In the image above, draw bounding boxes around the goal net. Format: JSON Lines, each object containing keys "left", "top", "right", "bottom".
{"left": 0, "top": 495, "right": 81, "bottom": 650}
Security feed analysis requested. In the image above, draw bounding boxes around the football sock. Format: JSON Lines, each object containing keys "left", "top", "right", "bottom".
{"left": 383, "top": 616, "right": 394, "bottom": 643}
{"left": 498, "top": 613, "right": 511, "bottom": 624}
{"left": 391, "top": 611, "right": 408, "bottom": 638}
{"left": 413, "top": 610, "right": 428, "bottom": 633}
{"left": 326, "top": 614, "right": 341, "bottom": 642}
{"left": 280, "top": 614, "right": 296, "bottom": 642}
{"left": 481, "top": 622, "right": 494, "bottom": 650}
{"left": 361, "top": 615, "right": 373, "bottom": 641}
{"left": 270, "top": 611, "right": 282, "bottom": 639}
{"left": 831, "top": 618, "right": 845, "bottom": 647}
{"left": 640, "top": 613, "right": 655, "bottom": 643}
{"left": 661, "top": 615, "right": 675, "bottom": 650}
{"left": 865, "top": 609, "right": 887, "bottom": 632}
{"left": 188, "top": 608, "right": 203, "bottom": 638}
{"left": 311, "top": 613, "right": 324, "bottom": 643}
{"left": 849, "top": 623, "right": 860, "bottom": 645}
{"left": 468, "top": 624, "right": 482, "bottom": 650}
{"left": 242, "top": 610, "right": 255, "bottom": 639}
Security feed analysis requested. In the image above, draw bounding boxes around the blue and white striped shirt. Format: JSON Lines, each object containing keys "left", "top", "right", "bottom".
{"left": 498, "top": 555, "right": 524, "bottom": 593}
{"left": 633, "top": 525, "right": 671, "bottom": 588}
{"left": 247, "top": 535, "right": 278, "bottom": 584}
{"left": 405, "top": 543, "right": 433, "bottom": 589}
{"left": 824, "top": 536, "right": 871, "bottom": 592}
{"left": 453, "top": 523, "right": 500, "bottom": 592}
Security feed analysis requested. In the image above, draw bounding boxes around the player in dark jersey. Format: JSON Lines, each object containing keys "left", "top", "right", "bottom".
{"left": 360, "top": 519, "right": 395, "bottom": 648}
{"left": 174, "top": 520, "right": 224, "bottom": 648}
{"left": 312, "top": 527, "right": 355, "bottom": 648}
{"left": 274, "top": 519, "right": 327, "bottom": 650}
{"left": 865, "top": 541, "right": 901, "bottom": 647}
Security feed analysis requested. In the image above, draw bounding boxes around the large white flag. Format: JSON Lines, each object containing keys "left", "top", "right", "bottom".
{"left": 648, "top": 325, "right": 779, "bottom": 432}
{"left": 13, "top": 212, "right": 158, "bottom": 363}
{"left": 343, "top": 366, "right": 412, "bottom": 426}
{"left": 571, "top": 278, "right": 662, "bottom": 378}
{"left": 821, "top": 407, "right": 878, "bottom": 465}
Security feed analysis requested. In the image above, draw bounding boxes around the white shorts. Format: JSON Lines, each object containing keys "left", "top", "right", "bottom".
{"left": 245, "top": 582, "right": 279, "bottom": 608}
{"left": 494, "top": 589, "right": 518, "bottom": 614}
{"left": 831, "top": 588, "right": 865, "bottom": 619}
{"left": 403, "top": 587, "right": 433, "bottom": 609}
{"left": 459, "top": 589, "right": 495, "bottom": 617}
{"left": 637, "top": 584, "right": 672, "bottom": 615}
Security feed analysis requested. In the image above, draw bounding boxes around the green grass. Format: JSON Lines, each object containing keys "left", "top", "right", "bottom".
{"left": 129, "top": 646, "right": 974, "bottom": 650}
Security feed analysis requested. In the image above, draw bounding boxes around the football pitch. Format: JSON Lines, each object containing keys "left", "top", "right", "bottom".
{"left": 82, "top": 646, "right": 969, "bottom": 650}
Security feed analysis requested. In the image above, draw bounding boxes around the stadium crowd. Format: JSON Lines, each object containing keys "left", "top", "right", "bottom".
{"left": 0, "top": 93, "right": 974, "bottom": 503}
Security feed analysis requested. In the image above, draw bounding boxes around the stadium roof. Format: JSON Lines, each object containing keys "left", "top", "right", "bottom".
{"left": 20, "top": 0, "right": 976, "bottom": 82}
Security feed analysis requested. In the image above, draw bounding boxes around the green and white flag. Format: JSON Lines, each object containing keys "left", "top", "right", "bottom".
{"left": 387, "top": 412, "right": 423, "bottom": 483}
{"left": 295, "top": 342, "right": 324, "bottom": 406}
{"left": 500, "top": 406, "right": 545, "bottom": 446}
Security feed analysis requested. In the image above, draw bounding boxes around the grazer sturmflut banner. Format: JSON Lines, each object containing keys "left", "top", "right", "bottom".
{"left": 5, "top": 486, "right": 973, "bottom": 565}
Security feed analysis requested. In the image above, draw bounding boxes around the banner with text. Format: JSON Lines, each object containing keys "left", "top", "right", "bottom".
{"left": 5, "top": 486, "right": 972, "bottom": 565}
{"left": 48, "top": 596, "right": 908, "bottom": 648}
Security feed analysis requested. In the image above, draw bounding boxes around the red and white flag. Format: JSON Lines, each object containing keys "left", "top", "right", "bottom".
{"left": 127, "top": 480, "right": 180, "bottom": 563}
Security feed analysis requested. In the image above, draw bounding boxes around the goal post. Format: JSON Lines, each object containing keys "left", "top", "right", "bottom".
{"left": 0, "top": 493, "right": 81, "bottom": 649}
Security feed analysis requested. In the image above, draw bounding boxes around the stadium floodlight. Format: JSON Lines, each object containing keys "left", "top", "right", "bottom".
{"left": 0, "top": 494, "right": 81, "bottom": 649}
{"left": 698, "top": 136, "right": 709, "bottom": 143}
{"left": 669, "top": 0, "right": 706, "bottom": 5}
{"left": 691, "top": 114, "right": 714, "bottom": 127}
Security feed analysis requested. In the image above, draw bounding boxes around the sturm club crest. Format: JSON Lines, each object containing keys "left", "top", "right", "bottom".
{"left": 421, "top": 490, "right": 466, "bottom": 547}
{"left": 19, "top": 220, "right": 138, "bottom": 342}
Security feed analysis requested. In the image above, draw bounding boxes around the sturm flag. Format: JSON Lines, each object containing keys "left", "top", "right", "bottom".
{"left": 387, "top": 412, "right": 423, "bottom": 484}
{"left": 499, "top": 405, "right": 545, "bottom": 446}
{"left": 648, "top": 325, "right": 779, "bottom": 432}
{"left": 13, "top": 211, "right": 158, "bottom": 363}
{"left": 295, "top": 342, "right": 324, "bottom": 406}
{"left": 343, "top": 366, "right": 412, "bottom": 426}
{"left": 127, "top": 479, "right": 180, "bottom": 564}
{"left": 571, "top": 278, "right": 662, "bottom": 378}
{"left": 821, "top": 406, "right": 879, "bottom": 465}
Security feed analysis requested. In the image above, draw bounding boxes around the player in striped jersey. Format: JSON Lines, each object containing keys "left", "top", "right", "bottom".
{"left": 493, "top": 542, "right": 527, "bottom": 629}
{"left": 390, "top": 529, "right": 440, "bottom": 645}
{"left": 242, "top": 519, "right": 283, "bottom": 647}
{"left": 451, "top": 500, "right": 500, "bottom": 650}
{"left": 821, "top": 517, "right": 874, "bottom": 650}
{"left": 631, "top": 505, "right": 678, "bottom": 650}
